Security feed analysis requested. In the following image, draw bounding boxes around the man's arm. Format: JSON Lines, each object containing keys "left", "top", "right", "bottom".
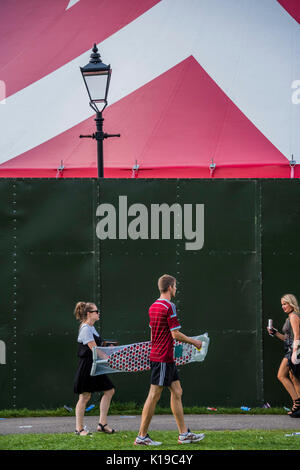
{"left": 171, "top": 329, "right": 202, "bottom": 350}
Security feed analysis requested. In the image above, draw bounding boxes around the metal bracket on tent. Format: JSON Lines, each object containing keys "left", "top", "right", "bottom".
{"left": 289, "top": 155, "right": 296, "bottom": 179}
{"left": 132, "top": 160, "right": 140, "bottom": 178}
{"left": 209, "top": 158, "right": 216, "bottom": 177}
{"left": 56, "top": 160, "right": 65, "bottom": 178}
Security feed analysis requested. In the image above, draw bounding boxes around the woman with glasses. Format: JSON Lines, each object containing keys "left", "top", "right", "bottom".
{"left": 73, "top": 301, "right": 116, "bottom": 435}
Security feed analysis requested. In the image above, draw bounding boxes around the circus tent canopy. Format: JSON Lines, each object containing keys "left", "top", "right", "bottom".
{"left": 0, "top": 0, "right": 299, "bottom": 178}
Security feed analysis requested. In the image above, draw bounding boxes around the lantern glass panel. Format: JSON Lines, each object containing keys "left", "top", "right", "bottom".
{"left": 83, "top": 71, "right": 109, "bottom": 103}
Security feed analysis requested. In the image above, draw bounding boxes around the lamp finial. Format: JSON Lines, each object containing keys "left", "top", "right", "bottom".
{"left": 89, "top": 44, "right": 101, "bottom": 64}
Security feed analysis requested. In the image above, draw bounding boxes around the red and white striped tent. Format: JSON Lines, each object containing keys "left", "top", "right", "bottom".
{"left": 0, "top": 0, "right": 299, "bottom": 178}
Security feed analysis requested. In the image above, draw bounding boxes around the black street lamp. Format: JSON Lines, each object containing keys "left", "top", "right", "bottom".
{"left": 79, "top": 44, "right": 120, "bottom": 177}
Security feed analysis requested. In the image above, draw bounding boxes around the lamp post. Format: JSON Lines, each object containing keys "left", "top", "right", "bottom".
{"left": 79, "top": 44, "right": 120, "bottom": 177}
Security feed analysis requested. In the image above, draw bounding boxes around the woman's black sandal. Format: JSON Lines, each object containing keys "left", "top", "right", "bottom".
{"left": 97, "top": 423, "right": 115, "bottom": 434}
{"left": 75, "top": 428, "right": 92, "bottom": 436}
{"left": 289, "top": 398, "right": 300, "bottom": 417}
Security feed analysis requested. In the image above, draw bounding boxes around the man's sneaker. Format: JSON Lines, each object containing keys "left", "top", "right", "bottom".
{"left": 178, "top": 429, "right": 205, "bottom": 444}
{"left": 134, "top": 434, "right": 162, "bottom": 446}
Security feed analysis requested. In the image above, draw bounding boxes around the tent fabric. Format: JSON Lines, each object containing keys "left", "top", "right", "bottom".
{"left": 0, "top": 0, "right": 299, "bottom": 178}
{"left": 278, "top": 0, "right": 300, "bottom": 23}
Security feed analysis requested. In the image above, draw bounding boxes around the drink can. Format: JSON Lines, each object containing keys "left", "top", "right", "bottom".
{"left": 268, "top": 319, "right": 273, "bottom": 329}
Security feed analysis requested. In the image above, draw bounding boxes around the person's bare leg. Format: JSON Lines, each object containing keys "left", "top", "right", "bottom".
{"left": 277, "top": 358, "right": 298, "bottom": 400}
{"left": 138, "top": 385, "right": 163, "bottom": 437}
{"left": 289, "top": 370, "right": 300, "bottom": 398}
{"left": 75, "top": 392, "right": 91, "bottom": 434}
{"left": 98, "top": 388, "right": 115, "bottom": 432}
{"left": 168, "top": 380, "right": 188, "bottom": 435}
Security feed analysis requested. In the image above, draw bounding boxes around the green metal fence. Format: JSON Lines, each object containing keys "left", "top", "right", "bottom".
{"left": 0, "top": 178, "right": 299, "bottom": 409}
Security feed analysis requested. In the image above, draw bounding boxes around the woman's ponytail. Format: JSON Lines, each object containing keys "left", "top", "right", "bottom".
{"left": 74, "top": 301, "right": 95, "bottom": 322}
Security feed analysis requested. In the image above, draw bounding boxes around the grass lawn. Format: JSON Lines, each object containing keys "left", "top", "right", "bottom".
{"left": 1, "top": 404, "right": 299, "bottom": 452}
{"left": 0, "top": 403, "right": 290, "bottom": 418}
{"left": 1, "top": 430, "right": 300, "bottom": 451}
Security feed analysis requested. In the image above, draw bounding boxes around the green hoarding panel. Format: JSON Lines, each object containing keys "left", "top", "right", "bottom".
{"left": 97, "top": 179, "right": 263, "bottom": 407}
{"left": 0, "top": 178, "right": 298, "bottom": 409}
{"left": 262, "top": 180, "right": 300, "bottom": 406}
{"left": 0, "top": 179, "right": 98, "bottom": 409}
{"left": 0, "top": 181, "right": 16, "bottom": 408}
{"left": 97, "top": 180, "right": 180, "bottom": 407}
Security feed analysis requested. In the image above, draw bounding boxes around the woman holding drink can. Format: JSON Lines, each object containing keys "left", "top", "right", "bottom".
{"left": 267, "top": 294, "right": 300, "bottom": 417}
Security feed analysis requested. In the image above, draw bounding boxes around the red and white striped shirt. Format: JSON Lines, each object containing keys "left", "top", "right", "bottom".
{"left": 149, "top": 298, "right": 181, "bottom": 363}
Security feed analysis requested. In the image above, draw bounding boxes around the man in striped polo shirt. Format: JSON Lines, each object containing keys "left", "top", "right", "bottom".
{"left": 134, "top": 274, "right": 205, "bottom": 446}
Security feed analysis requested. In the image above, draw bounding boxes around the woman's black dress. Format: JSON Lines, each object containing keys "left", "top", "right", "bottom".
{"left": 283, "top": 316, "right": 300, "bottom": 379}
{"left": 73, "top": 329, "right": 115, "bottom": 394}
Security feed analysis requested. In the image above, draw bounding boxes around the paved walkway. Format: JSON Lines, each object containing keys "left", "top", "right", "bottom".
{"left": 1, "top": 414, "right": 300, "bottom": 435}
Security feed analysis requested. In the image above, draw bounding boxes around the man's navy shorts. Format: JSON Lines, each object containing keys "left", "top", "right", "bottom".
{"left": 150, "top": 361, "right": 180, "bottom": 387}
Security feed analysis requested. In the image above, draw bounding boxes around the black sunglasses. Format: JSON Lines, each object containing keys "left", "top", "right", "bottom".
{"left": 89, "top": 309, "right": 99, "bottom": 313}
